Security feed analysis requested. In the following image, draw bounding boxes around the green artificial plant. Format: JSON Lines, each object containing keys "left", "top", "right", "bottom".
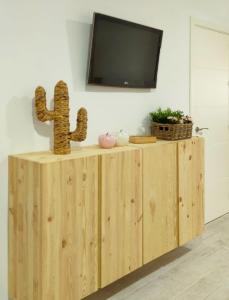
{"left": 150, "top": 108, "right": 192, "bottom": 124}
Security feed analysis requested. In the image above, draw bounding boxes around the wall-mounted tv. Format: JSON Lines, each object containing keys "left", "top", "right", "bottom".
{"left": 87, "top": 13, "right": 163, "bottom": 89}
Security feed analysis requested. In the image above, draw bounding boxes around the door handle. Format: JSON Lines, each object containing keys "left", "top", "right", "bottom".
{"left": 195, "top": 127, "right": 209, "bottom": 134}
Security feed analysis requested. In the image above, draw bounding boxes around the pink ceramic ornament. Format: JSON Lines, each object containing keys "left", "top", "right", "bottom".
{"left": 98, "top": 133, "right": 116, "bottom": 149}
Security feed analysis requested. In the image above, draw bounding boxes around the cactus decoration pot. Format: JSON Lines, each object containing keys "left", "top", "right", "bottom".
{"left": 35, "top": 80, "right": 88, "bottom": 155}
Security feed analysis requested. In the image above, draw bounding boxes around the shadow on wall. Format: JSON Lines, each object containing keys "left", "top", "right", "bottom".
{"left": 141, "top": 115, "right": 152, "bottom": 135}
{"left": 6, "top": 95, "right": 53, "bottom": 152}
{"left": 65, "top": 19, "right": 152, "bottom": 94}
{"left": 6, "top": 96, "right": 35, "bottom": 151}
{"left": 32, "top": 97, "right": 53, "bottom": 150}
{"left": 66, "top": 19, "right": 91, "bottom": 92}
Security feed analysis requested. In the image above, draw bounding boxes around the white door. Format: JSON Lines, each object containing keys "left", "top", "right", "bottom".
{"left": 191, "top": 19, "right": 229, "bottom": 223}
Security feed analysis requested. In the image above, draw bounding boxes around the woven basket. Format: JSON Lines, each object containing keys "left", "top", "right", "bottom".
{"left": 151, "top": 122, "right": 193, "bottom": 140}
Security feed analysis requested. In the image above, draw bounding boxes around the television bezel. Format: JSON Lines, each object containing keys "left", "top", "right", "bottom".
{"left": 87, "top": 13, "right": 163, "bottom": 89}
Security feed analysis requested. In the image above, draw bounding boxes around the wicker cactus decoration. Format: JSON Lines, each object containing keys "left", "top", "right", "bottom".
{"left": 35, "top": 80, "right": 88, "bottom": 154}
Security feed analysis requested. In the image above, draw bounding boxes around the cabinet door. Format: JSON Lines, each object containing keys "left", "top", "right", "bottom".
{"left": 143, "top": 143, "right": 178, "bottom": 264}
{"left": 100, "top": 149, "right": 142, "bottom": 288}
{"left": 41, "top": 156, "right": 99, "bottom": 300}
{"left": 9, "top": 157, "right": 42, "bottom": 300}
{"left": 178, "top": 137, "right": 205, "bottom": 246}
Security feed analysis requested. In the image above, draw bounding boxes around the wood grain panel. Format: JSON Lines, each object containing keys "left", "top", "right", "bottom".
{"left": 143, "top": 143, "right": 178, "bottom": 264}
{"left": 100, "top": 149, "right": 143, "bottom": 288}
{"left": 9, "top": 155, "right": 99, "bottom": 300}
{"left": 40, "top": 156, "right": 99, "bottom": 300}
{"left": 9, "top": 157, "right": 41, "bottom": 300}
{"left": 178, "top": 137, "right": 205, "bottom": 245}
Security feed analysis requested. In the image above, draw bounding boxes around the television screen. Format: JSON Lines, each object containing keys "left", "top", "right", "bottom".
{"left": 87, "top": 13, "right": 163, "bottom": 88}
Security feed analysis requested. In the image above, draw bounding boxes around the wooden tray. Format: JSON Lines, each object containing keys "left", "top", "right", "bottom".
{"left": 129, "top": 136, "right": 157, "bottom": 144}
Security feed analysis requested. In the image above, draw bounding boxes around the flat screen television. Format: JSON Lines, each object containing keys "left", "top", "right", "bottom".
{"left": 87, "top": 13, "right": 163, "bottom": 88}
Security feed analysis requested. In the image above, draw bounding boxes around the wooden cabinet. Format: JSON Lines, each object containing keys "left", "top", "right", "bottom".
{"left": 9, "top": 138, "right": 204, "bottom": 300}
{"left": 9, "top": 158, "right": 41, "bottom": 300}
{"left": 141, "top": 143, "right": 178, "bottom": 264}
{"left": 100, "top": 148, "right": 142, "bottom": 287}
{"left": 178, "top": 137, "right": 205, "bottom": 245}
{"left": 9, "top": 153, "right": 99, "bottom": 300}
{"left": 140, "top": 137, "right": 204, "bottom": 261}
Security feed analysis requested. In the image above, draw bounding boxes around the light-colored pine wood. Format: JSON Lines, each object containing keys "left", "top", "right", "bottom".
{"left": 178, "top": 137, "right": 205, "bottom": 246}
{"left": 100, "top": 149, "right": 143, "bottom": 288}
{"left": 9, "top": 137, "right": 205, "bottom": 300}
{"left": 129, "top": 136, "right": 157, "bottom": 144}
{"left": 11, "top": 145, "right": 139, "bottom": 164}
{"left": 9, "top": 155, "right": 99, "bottom": 300}
{"left": 9, "top": 157, "right": 41, "bottom": 300}
{"left": 141, "top": 142, "right": 178, "bottom": 264}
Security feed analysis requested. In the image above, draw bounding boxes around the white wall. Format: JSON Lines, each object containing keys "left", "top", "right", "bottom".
{"left": 1, "top": 0, "right": 229, "bottom": 298}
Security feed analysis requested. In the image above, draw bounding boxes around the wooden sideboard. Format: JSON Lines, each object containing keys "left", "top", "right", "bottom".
{"left": 8, "top": 137, "right": 204, "bottom": 300}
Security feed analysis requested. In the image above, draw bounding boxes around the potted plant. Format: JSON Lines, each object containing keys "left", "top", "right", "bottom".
{"left": 149, "top": 108, "right": 193, "bottom": 140}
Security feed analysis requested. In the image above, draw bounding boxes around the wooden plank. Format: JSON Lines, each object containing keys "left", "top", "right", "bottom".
{"left": 40, "top": 156, "right": 99, "bottom": 300}
{"left": 8, "top": 157, "right": 41, "bottom": 300}
{"left": 100, "top": 149, "right": 143, "bottom": 288}
{"left": 10, "top": 145, "right": 139, "bottom": 164}
{"left": 8, "top": 157, "right": 17, "bottom": 300}
{"left": 178, "top": 137, "right": 205, "bottom": 245}
{"left": 142, "top": 143, "right": 178, "bottom": 264}
{"left": 129, "top": 136, "right": 157, "bottom": 144}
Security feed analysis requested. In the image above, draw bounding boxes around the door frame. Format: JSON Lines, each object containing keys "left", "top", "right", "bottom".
{"left": 189, "top": 17, "right": 229, "bottom": 115}
{"left": 190, "top": 17, "right": 229, "bottom": 223}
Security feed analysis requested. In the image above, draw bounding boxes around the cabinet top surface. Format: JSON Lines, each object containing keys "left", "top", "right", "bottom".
{"left": 9, "top": 144, "right": 140, "bottom": 163}
{"left": 9, "top": 137, "right": 201, "bottom": 164}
